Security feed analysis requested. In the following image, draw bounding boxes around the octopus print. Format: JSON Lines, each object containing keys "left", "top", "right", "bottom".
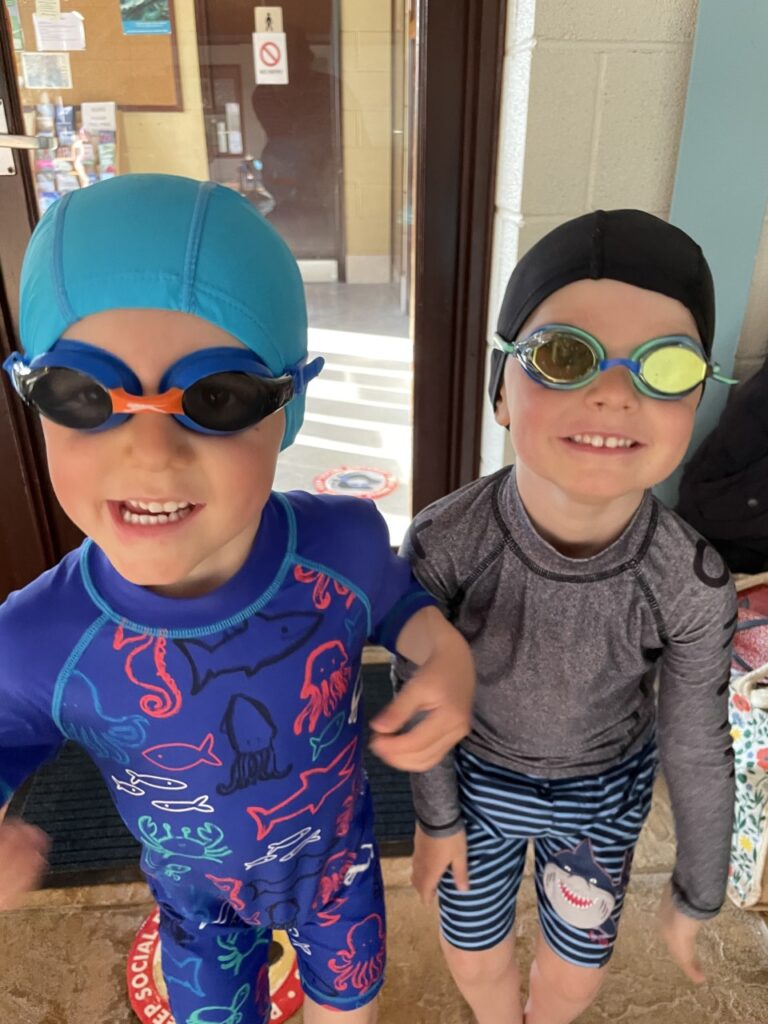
{"left": 293, "top": 566, "right": 356, "bottom": 611}
{"left": 328, "top": 913, "right": 385, "bottom": 994}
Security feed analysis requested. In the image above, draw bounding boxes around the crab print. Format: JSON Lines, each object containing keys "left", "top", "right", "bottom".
{"left": 138, "top": 816, "right": 232, "bottom": 863}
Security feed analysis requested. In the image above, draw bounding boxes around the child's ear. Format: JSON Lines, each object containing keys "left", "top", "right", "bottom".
{"left": 494, "top": 383, "right": 511, "bottom": 428}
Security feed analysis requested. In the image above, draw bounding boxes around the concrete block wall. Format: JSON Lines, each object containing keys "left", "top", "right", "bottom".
{"left": 482, "top": 0, "right": 768, "bottom": 471}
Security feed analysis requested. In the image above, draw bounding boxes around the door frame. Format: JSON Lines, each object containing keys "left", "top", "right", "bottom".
{"left": 412, "top": 0, "right": 507, "bottom": 512}
{"left": 0, "top": 16, "right": 82, "bottom": 596}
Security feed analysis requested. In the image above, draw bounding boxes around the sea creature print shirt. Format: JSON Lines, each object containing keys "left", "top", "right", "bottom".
{"left": 0, "top": 492, "right": 434, "bottom": 914}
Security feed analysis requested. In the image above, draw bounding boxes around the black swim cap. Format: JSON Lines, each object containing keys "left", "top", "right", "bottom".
{"left": 489, "top": 209, "right": 715, "bottom": 405}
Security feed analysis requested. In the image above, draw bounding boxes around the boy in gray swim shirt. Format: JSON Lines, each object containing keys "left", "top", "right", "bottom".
{"left": 399, "top": 210, "right": 738, "bottom": 1024}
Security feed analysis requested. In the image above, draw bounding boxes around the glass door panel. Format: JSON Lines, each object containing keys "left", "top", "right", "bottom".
{"left": 4, "top": 0, "right": 415, "bottom": 543}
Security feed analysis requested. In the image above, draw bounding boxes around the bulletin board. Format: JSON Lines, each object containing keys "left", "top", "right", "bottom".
{"left": 16, "top": 0, "right": 182, "bottom": 110}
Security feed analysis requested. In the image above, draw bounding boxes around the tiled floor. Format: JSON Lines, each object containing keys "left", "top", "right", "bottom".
{"left": 1, "top": 778, "right": 767, "bottom": 1023}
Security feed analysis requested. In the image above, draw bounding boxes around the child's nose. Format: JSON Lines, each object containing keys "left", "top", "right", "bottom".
{"left": 584, "top": 363, "right": 640, "bottom": 410}
{"left": 120, "top": 409, "right": 193, "bottom": 470}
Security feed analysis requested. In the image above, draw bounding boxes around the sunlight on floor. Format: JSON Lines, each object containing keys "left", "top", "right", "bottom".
{"left": 274, "top": 302, "right": 414, "bottom": 547}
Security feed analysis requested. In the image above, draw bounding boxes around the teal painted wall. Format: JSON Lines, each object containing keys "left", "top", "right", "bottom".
{"left": 657, "top": 0, "right": 768, "bottom": 506}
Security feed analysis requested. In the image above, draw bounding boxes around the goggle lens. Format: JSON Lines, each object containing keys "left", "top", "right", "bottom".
{"left": 25, "top": 367, "right": 113, "bottom": 429}
{"left": 640, "top": 346, "right": 708, "bottom": 395}
{"left": 182, "top": 371, "right": 292, "bottom": 432}
{"left": 529, "top": 331, "right": 596, "bottom": 383}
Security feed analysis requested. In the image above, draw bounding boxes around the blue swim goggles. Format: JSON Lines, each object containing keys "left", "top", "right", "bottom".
{"left": 493, "top": 324, "right": 737, "bottom": 400}
{"left": 3, "top": 340, "right": 324, "bottom": 434}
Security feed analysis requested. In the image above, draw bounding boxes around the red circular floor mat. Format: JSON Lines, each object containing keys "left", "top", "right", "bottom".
{"left": 128, "top": 908, "right": 303, "bottom": 1023}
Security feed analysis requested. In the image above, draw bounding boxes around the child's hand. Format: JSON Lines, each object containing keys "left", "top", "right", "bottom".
{"left": 657, "top": 883, "right": 706, "bottom": 983}
{"left": 370, "top": 609, "right": 475, "bottom": 772}
{"left": 0, "top": 819, "right": 50, "bottom": 911}
{"left": 369, "top": 654, "right": 473, "bottom": 771}
{"left": 411, "top": 823, "right": 469, "bottom": 904}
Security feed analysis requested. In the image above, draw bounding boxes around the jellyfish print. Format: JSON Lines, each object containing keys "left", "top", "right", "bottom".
{"left": 293, "top": 640, "right": 352, "bottom": 736}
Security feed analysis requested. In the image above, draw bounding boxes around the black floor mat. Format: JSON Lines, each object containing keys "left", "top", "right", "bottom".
{"left": 8, "top": 663, "right": 415, "bottom": 887}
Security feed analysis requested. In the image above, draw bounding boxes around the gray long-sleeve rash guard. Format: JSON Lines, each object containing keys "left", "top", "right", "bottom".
{"left": 397, "top": 467, "right": 736, "bottom": 920}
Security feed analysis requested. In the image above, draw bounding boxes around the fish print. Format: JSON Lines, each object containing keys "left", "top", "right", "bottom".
{"left": 126, "top": 770, "right": 188, "bottom": 791}
{"left": 111, "top": 776, "right": 144, "bottom": 797}
{"left": 143, "top": 732, "right": 222, "bottom": 772}
{"left": 244, "top": 827, "right": 322, "bottom": 870}
{"left": 175, "top": 612, "right": 323, "bottom": 695}
{"left": 151, "top": 794, "right": 215, "bottom": 814}
{"left": 112, "top": 770, "right": 188, "bottom": 797}
{"left": 309, "top": 712, "right": 345, "bottom": 762}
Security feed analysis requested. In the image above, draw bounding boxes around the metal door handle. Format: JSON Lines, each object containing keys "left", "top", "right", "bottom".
{"left": 0, "top": 134, "right": 38, "bottom": 150}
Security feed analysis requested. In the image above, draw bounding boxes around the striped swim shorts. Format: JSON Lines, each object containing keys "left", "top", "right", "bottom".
{"left": 438, "top": 739, "right": 657, "bottom": 967}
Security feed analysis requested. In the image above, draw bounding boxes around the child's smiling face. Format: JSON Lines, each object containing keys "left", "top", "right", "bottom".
{"left": 494, "top": 278, "right": 702, "bottom": 504}
{"left": 40, "top": 308, "right": 285, "bottom": 597}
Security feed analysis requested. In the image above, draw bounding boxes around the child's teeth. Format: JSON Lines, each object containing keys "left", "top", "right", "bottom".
{"left": 571, "top": 434, "right": 634, "bottom": 449}
{"left": 125, "top": 499, "right": 191, "bottom": 513}
{"left": 121, "top": 502, "right": 193, "bottom": 526}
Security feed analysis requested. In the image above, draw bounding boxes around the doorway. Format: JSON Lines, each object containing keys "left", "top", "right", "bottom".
{"left": 0, "top": 0, "right": 505, "bottom": 597}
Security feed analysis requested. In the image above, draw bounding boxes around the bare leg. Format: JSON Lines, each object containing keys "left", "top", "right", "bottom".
{"left": 440, "top": 931, "right": 524, "bottom": 1024}
{"left": 524, "top": 930, "right": 606, "bottom": 1024}
{"left": 302, "top": 992, "right": 378, "bottom": 1024}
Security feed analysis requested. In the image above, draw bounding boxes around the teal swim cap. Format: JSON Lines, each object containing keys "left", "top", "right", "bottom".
{"left": 19, "top": 173, "right": 309, "bottom": 448}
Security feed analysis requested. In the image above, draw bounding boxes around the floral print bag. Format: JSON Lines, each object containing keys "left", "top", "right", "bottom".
{"left": 728, "top": 573, "right": 768, "bottom": 909}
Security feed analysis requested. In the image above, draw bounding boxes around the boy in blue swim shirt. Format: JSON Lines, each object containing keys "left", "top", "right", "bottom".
{"left": 0, "top": 173, "right": 474, "bottom": 1024}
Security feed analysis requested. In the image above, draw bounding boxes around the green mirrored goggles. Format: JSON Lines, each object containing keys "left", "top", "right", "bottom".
{"left": 493, "top": 324, "right": 737, "bottom": 400}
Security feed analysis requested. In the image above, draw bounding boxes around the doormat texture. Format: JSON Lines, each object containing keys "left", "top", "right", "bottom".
{"left": 8, "top": 663, "right": 415, "bottom": 887}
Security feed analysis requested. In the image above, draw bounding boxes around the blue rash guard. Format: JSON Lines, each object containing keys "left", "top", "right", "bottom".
{"left": 0, "top": 492, "right": 434, "bottom": 1021}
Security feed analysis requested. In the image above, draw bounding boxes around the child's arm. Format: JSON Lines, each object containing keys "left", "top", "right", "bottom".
{"left": 656, "top": 560, "right": 737, "bottom": 981}
{"left": 369, "top": 605, "right": 475, "bottom": 771}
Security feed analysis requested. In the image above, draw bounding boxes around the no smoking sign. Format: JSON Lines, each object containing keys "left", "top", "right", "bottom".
{"left": 260, "top": 40, "right": 281, "bottom": 66}
{"left": 254, "top": 31, "right": 289, "bottom": 84}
